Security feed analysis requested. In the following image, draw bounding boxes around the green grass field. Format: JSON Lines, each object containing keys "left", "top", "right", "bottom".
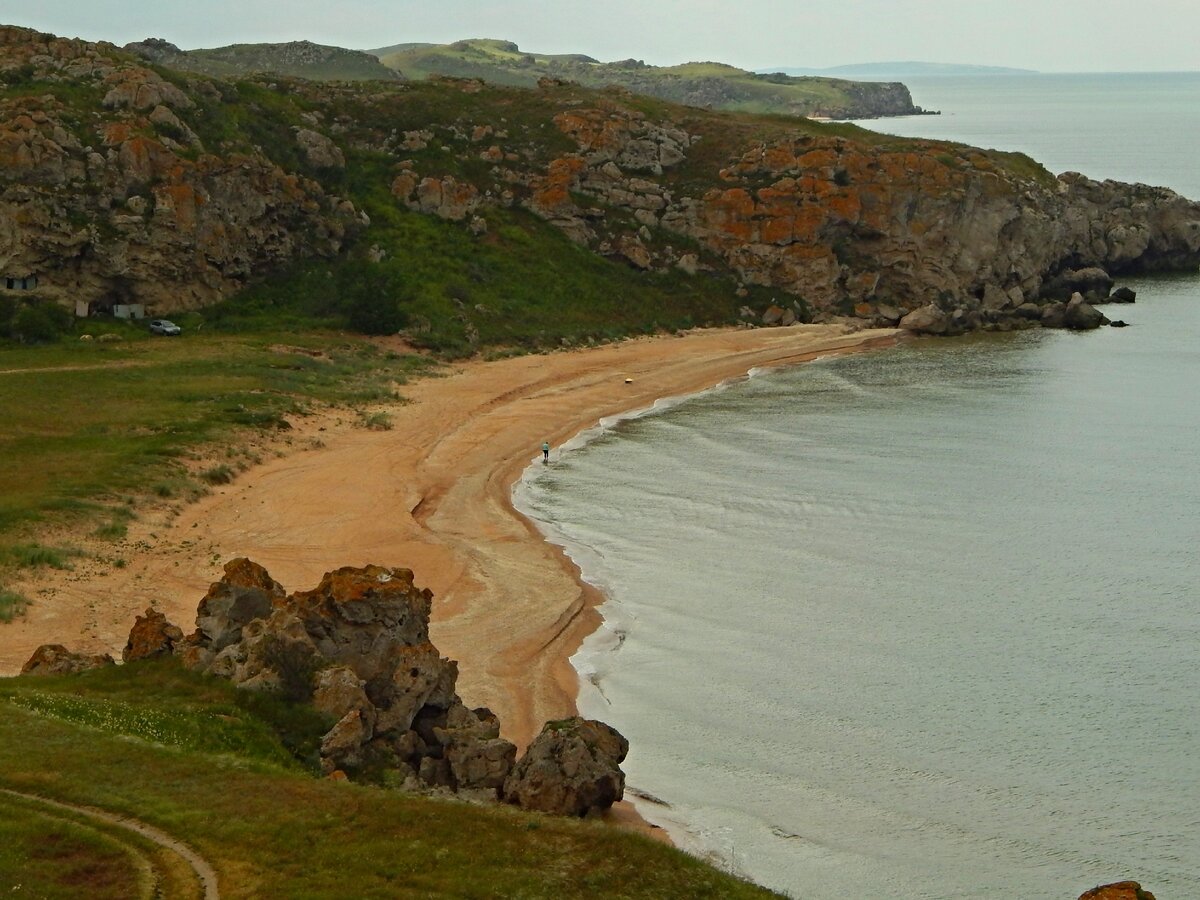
{"left": 0, "top": 660, "right": 780, "bottom": 898}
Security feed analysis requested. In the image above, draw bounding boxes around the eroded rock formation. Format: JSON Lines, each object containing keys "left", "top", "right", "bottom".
{"left": 123, "top": 607, "right": 183, "bottom": 662}
{"left": 21, "top": 557, "right": 629, "bottom": 815}
{"left": 503, "top": 717, "right": 629, "bottom": 817}
{"left": 171, "top": 558, "right": 625, "bottom": 814}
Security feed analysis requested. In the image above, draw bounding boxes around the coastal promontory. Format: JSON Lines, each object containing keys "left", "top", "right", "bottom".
{"left": 2, "top": 24, "right": 1197, "bottom": 351}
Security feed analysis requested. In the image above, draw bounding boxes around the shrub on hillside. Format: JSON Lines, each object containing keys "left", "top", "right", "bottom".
{"left": 9, "top": 302, "right": 73, "bottom": 343}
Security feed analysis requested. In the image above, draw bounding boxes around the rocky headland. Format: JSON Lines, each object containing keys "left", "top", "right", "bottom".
{"left": 370, "top": 38, "right": 927, "bottom": 120}
{"left": 2, "top": 24, "right": 1198, "bottom": 340}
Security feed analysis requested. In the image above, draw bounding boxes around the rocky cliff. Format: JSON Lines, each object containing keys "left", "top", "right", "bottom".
{"left": 2, "top": 24, "right": 1198, "bottom": 339}
{"left": 0, "top": 26, "right": 363, "bottom": 314}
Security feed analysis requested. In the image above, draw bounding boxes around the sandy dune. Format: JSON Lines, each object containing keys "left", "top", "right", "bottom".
{"left": 2, "top": 324, "right": 898, "bottom": 751}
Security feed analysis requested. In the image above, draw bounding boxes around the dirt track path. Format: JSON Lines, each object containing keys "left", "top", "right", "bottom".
{"left": 0, "top": 361, "right": 151, "bottom": 375}
{"left": 0, "top": 787, "right": 219, "bottom": 899}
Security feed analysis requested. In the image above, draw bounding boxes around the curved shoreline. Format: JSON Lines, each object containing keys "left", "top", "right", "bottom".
{"left": 0, "top": 324, "right": 899, "bottom": 753}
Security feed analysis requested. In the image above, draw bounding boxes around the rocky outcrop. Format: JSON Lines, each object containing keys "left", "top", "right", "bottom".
{"left": 391, "top": 174, "right": 480, "bottom": 222}
{"left": 163, "top": 558, "right": 626, "bottom": 811}
{"left": 20, "top": 644, "right": 115, "bottom": 675}
{"left": 1078, "top": 882, "right": 1156, "bottom": 900}
{"left": 123, "top": 607, "right": 184, "bottom": 662}
{"left": 512, "top": 119, "right": 1200, "bottom": 331}
{"left": 294, "top": 128, "right": 345, "bottom": 170}
{"left": 0, "top": 26, "right": 363, "bottom": 315}
{"left": 502, "top": 717, "right": 629, "bottom": 817}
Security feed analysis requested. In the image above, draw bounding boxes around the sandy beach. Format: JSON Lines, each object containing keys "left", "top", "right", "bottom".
{"left": 1, "top": 324, "right": 898, "bottom": 752}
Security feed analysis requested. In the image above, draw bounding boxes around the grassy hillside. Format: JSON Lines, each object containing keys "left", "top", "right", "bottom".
{"left": 179, "top": 76, "right": 790, "bottom": 354}
{"left": 371, "top": 38, "right": 925, "bottom": 118}
{"left": 124, "top": 37, "right": 401, "bottom": 81}
{"left": 0, "top": 659, "right": 779, "bottom": 898}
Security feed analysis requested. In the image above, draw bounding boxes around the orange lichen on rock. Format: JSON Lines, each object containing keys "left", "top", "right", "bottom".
{"left": 553, "top": 110, "right": 634, "bottom": 154}
{"left": 530, "top": 155, "right": 586, "bottom": 216}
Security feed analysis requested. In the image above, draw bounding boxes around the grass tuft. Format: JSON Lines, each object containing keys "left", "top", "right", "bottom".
{"left": 0, "top": 589, "right": 29, "bottom": 622}
{"left": 359, "top": 411, "right": 393, "bottom": 431}
{"left": 199, "top": 464, "right": 235, "bottom": 485}
{"left": 0, "top": 543, "right": 80, "bottom": 570}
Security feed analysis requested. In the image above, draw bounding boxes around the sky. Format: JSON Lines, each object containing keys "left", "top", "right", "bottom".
{"left": 6, "top": 0, "right": 1199, "bottom": 73}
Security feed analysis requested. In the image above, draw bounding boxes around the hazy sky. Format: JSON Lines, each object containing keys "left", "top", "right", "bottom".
{"left": 8, "top": 0, "right": 1199, "bottom": 73}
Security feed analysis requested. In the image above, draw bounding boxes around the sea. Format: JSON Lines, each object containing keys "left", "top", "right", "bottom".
{"left": 513, "top": 73, "right": 1200, "bottom": 899}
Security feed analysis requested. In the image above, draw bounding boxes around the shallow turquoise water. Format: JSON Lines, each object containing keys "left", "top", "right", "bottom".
{"left": 516, "top": 75, "right": 1200, "bottom": 899}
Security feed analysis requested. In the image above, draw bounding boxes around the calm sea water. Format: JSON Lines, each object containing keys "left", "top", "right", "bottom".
{"left": 514, "top": 74, "right": 1200, "bottom": 899}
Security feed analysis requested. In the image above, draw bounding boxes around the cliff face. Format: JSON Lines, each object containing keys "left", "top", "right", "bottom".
{"left": 2, "top": 24, "right": 1198, "bottom": 334}
{"left": 508, "top": 97, "right": 1200, "bottom": 327}
{"left": 0, "top": 26, "right": 362, "bottom": 313}
{"left": 674, "top": 139, "right": 1200, "bottom": 313}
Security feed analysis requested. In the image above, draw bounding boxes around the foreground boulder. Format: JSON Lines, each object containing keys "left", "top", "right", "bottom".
{"left": 21, "top": 644, "right": 115, "bottom": 676}
{"left": 899, "top": 303, "right": 952, "bottom": 335}
{"left": 502, "top": 717, "right": 629, "bottom": 817}
{"left": 1079, "top": 882, "right": 1156, "bottom": 900}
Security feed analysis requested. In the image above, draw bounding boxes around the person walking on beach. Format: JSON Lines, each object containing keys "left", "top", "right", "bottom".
{"left": 542, "top": 441, "right": 550, "bottom": 464}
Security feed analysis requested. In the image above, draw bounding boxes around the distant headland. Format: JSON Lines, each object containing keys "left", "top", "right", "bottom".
{"left": 760, "top": 61, "right": 1038, "bottom": 78}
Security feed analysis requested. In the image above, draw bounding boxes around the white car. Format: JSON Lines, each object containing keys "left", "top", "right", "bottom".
{"left": 149, "top": 319, "right": 181, "bottom": 336}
